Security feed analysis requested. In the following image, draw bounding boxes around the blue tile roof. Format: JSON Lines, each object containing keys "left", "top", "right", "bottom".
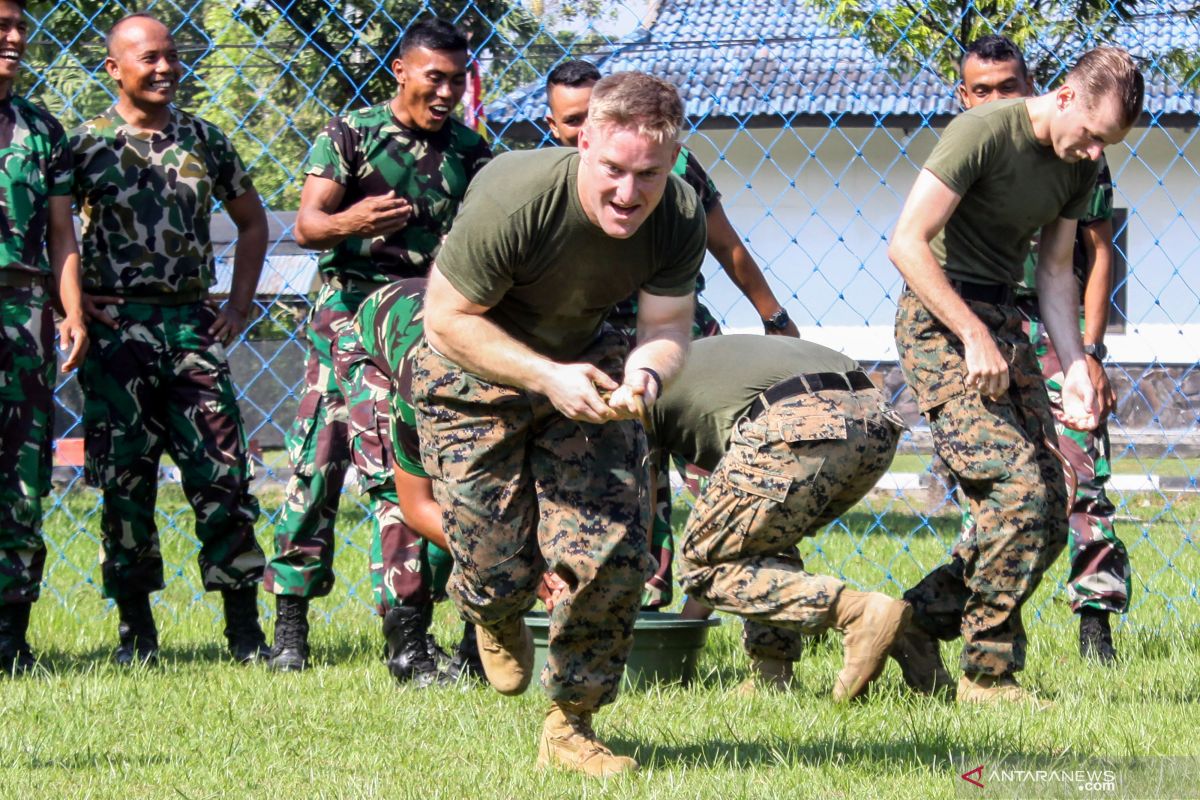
{"left": 487, "top": 0, "right": 1200, "bottom": 134}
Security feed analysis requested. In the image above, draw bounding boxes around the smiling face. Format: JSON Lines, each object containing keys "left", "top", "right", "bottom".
{"left": 576, "top": 120, "right": 679, "bottom": 239}
{"left": 0, "top": 1, "right": 27, "bottom": 91}
{"left": 546, "top": 81, "right": 595, "bottom": 147}
{"left": 105, "top": 17, "right": 182, "bottom": 108}
{"left": 957, "top": 54, "right": 1032, "bottom": 109}
{"left": 1049, "top": 85, "right": 1130, "bottom": 163}
{"left": 392, "top": 45, "right": 468, "bottom": 133}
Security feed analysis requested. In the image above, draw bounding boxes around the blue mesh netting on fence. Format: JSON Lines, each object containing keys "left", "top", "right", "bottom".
{"left": 23, "top": 0, "right": 1200, "bottom": 624}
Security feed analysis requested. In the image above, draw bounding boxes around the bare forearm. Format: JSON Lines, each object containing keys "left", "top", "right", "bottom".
{"left": 229, "top": 218, "right": 267, "bottom": 314}
{"left": 708, "top": 204, "right": 783, "bottom": 318}
{"left": 1038, "top": 262, "right": 1086, "bottom": 369}
{"left": 392, "top": 469, "right": 449, "bottom": 552}
{"left": 294, "top": 207, "right": 361, "bottom": 251}
{"left": 50, "top": 249, "right": 84, "bottom": 319}
{"left": 426, "top": 311, "right": 556, "bottom": 393}
{"left": 1081, "top": 223, "right": 1114, "bottom": 345}
{"left": 625, "top": 328, "right": 689, "bottom": 387}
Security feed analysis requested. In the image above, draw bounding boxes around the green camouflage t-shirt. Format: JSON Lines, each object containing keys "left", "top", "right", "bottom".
{"left": 353, "top": 276, "right": 428, "bottom": 477}
{"left": 924, "top": 99, "right": 1098, "bottom": 287}
{"left": 305, "top": 103, "right": 492, "bottom": 282}
{"left": 0, "top": 96, "right": 71, "bottom": 275}
{"left": 71, "top": 106, "right": 254, "bottom": 296}
{"left": 649, "top": 334, "right": 862, "bottom": 471}
{"left": 435, "top": 148, "right": 707, "bottom": 361}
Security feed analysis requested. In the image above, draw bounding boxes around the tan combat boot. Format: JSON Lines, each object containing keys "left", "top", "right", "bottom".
{"left": 475, "top": 617, "right": 533, "bottom": 696}
{"left": 958, "top": 673, "right": 1052, "bottom": 710}
{"left": 736, "top": 656, "right": 794, "bottom": 696}
{"left": 889, "top": 615, "right": 956, "bottom": 698}
{"left": 537, "top": 701, "right": 638, "bottom": 777}
{"left": 830, "top": 590, "right": 912, "bottom": 702}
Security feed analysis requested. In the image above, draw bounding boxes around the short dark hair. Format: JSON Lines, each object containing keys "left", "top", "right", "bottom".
{"left": 547, "top": 59, "right": 602, "bottom": 91}
{"left": 960, "top": 34, "right": 1029, "bottom": 80}
{"left": 398, "top": 18, "right": 468, "bottom": 57}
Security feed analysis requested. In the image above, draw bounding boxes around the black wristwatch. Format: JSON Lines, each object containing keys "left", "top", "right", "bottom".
{"left": 763, "top": 308, "right": 790, "bottom": 332}
{"left": 1083, "top": 342, "right": 1108, "bottom": 361}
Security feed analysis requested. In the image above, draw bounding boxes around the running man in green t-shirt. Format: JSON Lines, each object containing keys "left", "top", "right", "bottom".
{"left": 413, "top": 72, "right": 705, "bottom": 776}
{"left": 951, "top": 35, "right": 1131, "bottom": 666}
{"left": 887, "top": 47, "right": 1143, "bottom": 705}
{"left": 651, "top": 335, "right": 908, "bottom": 700}
{"left": 544, "top": 59, "right": 800, "bottom": 611}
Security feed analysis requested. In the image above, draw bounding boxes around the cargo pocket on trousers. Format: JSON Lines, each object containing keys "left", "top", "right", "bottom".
{"left": 685, "top": 460, "right": 794, "bottom": 562}
{"left": 928, "top": 395, "right": 1018, "bottom": 484}
{"left": 285, "top": 393, "right": 322, "bottom": 478}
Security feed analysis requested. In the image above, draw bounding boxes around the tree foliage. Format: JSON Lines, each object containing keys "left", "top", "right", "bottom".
{"left": 817, "top": 0, "right": 1200, "bottom": 87}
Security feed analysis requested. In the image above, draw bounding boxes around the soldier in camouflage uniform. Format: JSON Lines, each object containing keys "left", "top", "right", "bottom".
{"left": 887, "top": 47, "right": 1142, "bottom": 705}
{"left": 415, "top": 73, "right": 705, "bottom": 775}
{"left": 952, "top": 36, "right": 1131, "bottom": 664}
{"left": 545, "top": 60, "right": 800, "bottom": 609}
{"left": 653, "top": 336, "right": 909, "bottom": 700}
{"left": 0, "top": 0, "right": 88, "bottom": 675}
{"left": 265, "top": 18, "right": 491, "bottom": 672}
{"left": 71, "top": 13, "right": 270, "bottom": 666}
{"left": 335, "top": 276, "right": 481, "bottom": 685}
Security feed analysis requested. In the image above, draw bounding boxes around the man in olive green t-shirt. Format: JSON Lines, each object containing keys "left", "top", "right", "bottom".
{"left": 651, "top": 336, "right": 907, "bottom": 701}
{"left": 412, "top": 72, "right": 705, "bottom": 777}
{"left": 887, "top": 47, "right": 1143, "bottom": 705}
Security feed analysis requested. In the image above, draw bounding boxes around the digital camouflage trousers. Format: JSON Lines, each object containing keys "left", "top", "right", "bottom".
{"left": 896, "top": 290, "right": 1069, "bottom": 677}
{"left": 413, "top": 329, "right": 652, "bottom": 710}
{"left": 677, "top": 385, "right": 901, "bottom": 661}
{"left": 81, "top": 300, "right": 263, "bottom": 600}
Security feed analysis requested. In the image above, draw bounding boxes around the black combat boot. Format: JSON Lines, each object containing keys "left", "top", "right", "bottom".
{"left": 222, "top": 586, "right": 270, "bottom": 663}
{"left": 114, "top": 593, "right": 159, "bottom": 666}
{"left": 445, "top": 620, "right": 485, "bottom": 682}
{"left": 0, "top": 603, "right": 36, "bottom": 676}
{"left": 382, "top": 605, "right": 453, "bottom": 687}
{"left": 269, "top": 595, "right": 309, "bottom": 672}
{"left": 420, "top": 602, "right": 452, "bottom": 671}
{"left": 1079, "top": 608, "right": 1116, "bottom": 664}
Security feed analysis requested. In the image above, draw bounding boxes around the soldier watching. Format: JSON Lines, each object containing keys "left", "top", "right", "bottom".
{"left": 71, "top": 13, "right": 270, "bottom": 666}
{"left": 886, "top": 47, "right": 1143, "bottom": 704}
{"left": 0, "top": 0, "right": 88, "bottom": 675}
{"left": 265, "top": 17, "right": 491, "bottom": 673}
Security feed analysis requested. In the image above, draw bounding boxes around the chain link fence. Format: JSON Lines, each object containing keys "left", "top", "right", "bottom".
{"left": 24, "top": 0, "right": 1200, "bottom": 625}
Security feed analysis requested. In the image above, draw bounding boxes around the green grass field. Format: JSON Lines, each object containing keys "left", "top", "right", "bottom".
{"left": 3, "top": 487, "right": 1199, "bottom": 799}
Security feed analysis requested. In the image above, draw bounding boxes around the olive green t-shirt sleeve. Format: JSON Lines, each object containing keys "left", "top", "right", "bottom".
{"left": 641, "top": 177, "right": 708, "bottom": 297}
{"left": 433, "top": 181, "right": 525, "bottom": 308}
{"left": 923, "top": 114, "right": 996, "bottom": 197}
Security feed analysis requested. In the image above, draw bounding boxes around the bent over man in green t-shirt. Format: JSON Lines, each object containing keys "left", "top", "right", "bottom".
{"left": 414, "top": 72, "right": 705, "bottom": 776}
{"left": 651, "top": 336, "right": 907, "bottom": 700}
{"left": 887, "top": 47, "right": 1143, "bottom": 705}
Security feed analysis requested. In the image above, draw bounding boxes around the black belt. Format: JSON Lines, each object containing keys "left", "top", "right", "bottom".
{"left": 949, "top": 279, "right": 1015, "bottom": 306}
{"left": 105, "top": 288, "right": 210, "bottom": 306}
{"left": 746, "top": 370, "right": 875, "bottom": 421}
{"left": 0, "top": 271, "right": 51, "bottom": 289}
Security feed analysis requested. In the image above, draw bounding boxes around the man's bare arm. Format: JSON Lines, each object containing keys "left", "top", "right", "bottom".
{"left": 392, "top": 466, "right": 449, "bottom": 552}
{"left": 293, "top": 175, "right": 412, "bottom": 251}
{"left": 423, "top": 266, "right": 617, "bottom": 423}
{"left": 608, "top": 291, "right": 693, "bottom": 418}
{"left": 705, "top": 201, "right": 798, "bottom": 337}
{"left": 1037, "top": 216, "right": 1098, "bottom": 431}
{"left": 887, "top": 169, "right": 1009, "bottom": 398}
{"left": 1080, "top": 218, "right": 1117, "bottom": 418}
{"left": 48, "top": 195, "right": 87, "bottom": 372}
{"left": 209, "top": 187, "right": 267, "bottom": 344}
